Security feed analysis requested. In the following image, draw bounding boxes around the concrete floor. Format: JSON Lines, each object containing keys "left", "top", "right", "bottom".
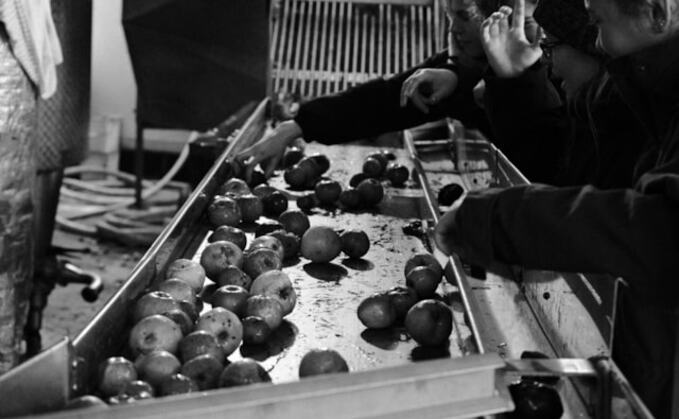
{"left": 39, "top": 229, "right": 142, "bottom": 351}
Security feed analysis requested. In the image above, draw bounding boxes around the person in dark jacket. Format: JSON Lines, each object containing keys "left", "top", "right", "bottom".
{"left": 435, "top": 0, "right": 679, "bottom": 415}
{"left": 237, "top": 0, "right": 539, "bottom": 180}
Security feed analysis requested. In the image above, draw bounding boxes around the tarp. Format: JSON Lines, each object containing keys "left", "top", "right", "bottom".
{"left": 123, "top": 0, "right": 270, "bottom": 130}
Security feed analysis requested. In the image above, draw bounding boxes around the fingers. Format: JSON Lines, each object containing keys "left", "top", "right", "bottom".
{"left": 489, "top": 12, "right": 502, "bottom": 38}
{"left": 264, "top": 154, "right": 280, "bottom": 178}
{"left": 400, "top": 75, "right": 417, "bottom": 107}
{"left": 512, "top": 0, "right": 525, "bottom": 30}
{"left": 481, "top": 17, "right": 492, "bottom": 45}
{"left": 532, "top": 25, "right": 544, "bottom": 48}
{"left": 499, "top": 11, "right": 509, "bottom": 34}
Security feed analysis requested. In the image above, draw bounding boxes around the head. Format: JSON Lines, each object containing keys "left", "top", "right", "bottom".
{"left": 443, "top": 0, "right": 537, "bottom": 59}
{"left": 585, "top": 0, "right": 679, "bottom": 57}
{"left": 535, "top": 0, "right": 604, "bottom": 98}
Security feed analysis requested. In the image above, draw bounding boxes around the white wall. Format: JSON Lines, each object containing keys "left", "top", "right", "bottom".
{"left": 90, "top": 0, "right": 136, "bottom": 143}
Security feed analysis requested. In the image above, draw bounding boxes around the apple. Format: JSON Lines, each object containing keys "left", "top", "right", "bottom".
{"left": 248, "top": 170, "right": 267, "bottom": 188}
{"left": 262, "top": 191, "right": 289, "bottom": 216}
{"left": 385, "top": 163, "right": 409, "bottom": 187}
{"left": 387, "top": 286, "right": 418, "bottom": 321}
{"left": 349, "top": 173, "right": 368, "bottom": 188}
{"left": 367, "top": 152, "right": 389, "bottom": 169}
{"left": 296, "top": 157, "right": 322, "bottom": 180}
{"left": 134, "top": 350, "right": 181, "bottom": 388}
{"left": 268, "top": 230, "right": 300, "bottom": 260}
{"left": 404, "top": 253, "right": 443, "bottom": 280}
{"left": 406, "top": 266, "right": 442, "bottom": 299}
{"left": 124, "top": 380, "right": 155, "bottom": 399}
{"left": 296, "top": 193, "right": 317, "bottom": 211}
{"left": 196, "top": 307, "right": 243, "bottom": 356}
{"left": 249, "top": 270, "right": 297, "bottom": 315}
{"left": 207, "top": 195, "right": 242, "bottom": 227}
{"left": 236, "top": 193, "right": 264, "bottom": 224}
{"left": 299, "top": 348, "right": 349, "bottom": 378}
{"left": 248, "top": 236, "right": 285, "bottom": 262}
{"left": 159, "top": 373, "right": 199, "bottom": 396}
{"left": 283, "top": 148, "right": 304, "bottom": 168}
{"left": 508, "top": 380, "right": 564, "bottom": 419}
{"left": 180, "top": 354, "right": 223, "bottom": 390}
{"left": 308, "top": 153, "right": 330, "bottom": 174}
{"left": 129, "top": 314, "right": 184, "bottom": 357}
{"left": 219, "top": 359, "right": 272, "bottom": 388}
{"left": 211, "top": 285, "right": 250, "bottom": 317}
{"left": 64, "top": 395, "right": 108, "bottom": 410}
{"left": 279, "top": 210, "right": 310, "bottom": 237}
{"left": 161, "top": 308, "right": 194, "bottom": 336}
{"left": 300, "top": 226, "right": 342, "bottom": 263}
{"left": 255, "top": 221, "right": 285, "bottom": 237}
{"left": 97, "top": 356, "right": 137, "bottom": 398}
{"left": 284, "top": 166, "right": 308, "bottom": 190}
{"left": 438, "top": 182, "right": 464, "bottom": 206}
{"left": 200, "top": 240, "right": 244, "bottom": 279}
{"left": 106, "top": 394, "right": 135, "bottom": 405}
{"left": 252, "top": 184, "right": 279, "bottom": 199}
{"left": 362, "top": 157, "right": 384, "bottom": 178}
{"left": 242, "top": 247, "right": 282, "bottom": 280}
{"left": 340, "top": 230, "right": 370, "bottom": 259}
{"left": 314, "top": 180, "right": 342, "bottom": 205}
{"left": 157, "top": 278, "right": 196, "bottom": 306}
{"left": 339, "top": 188, "right": 361, "bottom": 210}
{"left": 218, "top": 178, "right": 251, "bottom": 197}
{"left": 357, "top": 293, "right": 397, "bottom": 329}
{"left": 179, "top": 299, "right": 199, "bottom": 322}
{"left": 179, "top": 330, "right": 225, "bottom": 364}
{"left": 208, "top": 225, "right": 247, "bottom": 250}
{"left": 356, "top": 178, "right": 384, "bottom": 207}
{"left": 404, "top": 299, "right": 453, "bottom": 346}
{"left": 165, "top": 259, "right": 205, "bottom": 293}
{"left": 132, "top": 291, "right": 181, "bottom": 324}
{"left": 214, "top": 265, "right": 253, "bottom": 290}
{"left": 244, "top": 295, "right": 284, "bottom": 330}
{"left": 241, "top": 316, "right": 271, "bottom": 345}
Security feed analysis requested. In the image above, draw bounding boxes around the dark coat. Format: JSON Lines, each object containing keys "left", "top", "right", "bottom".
{"left": 293, "top": 51, "right": 490, "bottom": 144}
{"left": 444, "top": 36, "right": 679, "bottom": 418}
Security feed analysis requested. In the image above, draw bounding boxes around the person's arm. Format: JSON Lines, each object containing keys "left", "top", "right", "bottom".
{"left": 434, "top": 173, "right": 679, "bottom": 301}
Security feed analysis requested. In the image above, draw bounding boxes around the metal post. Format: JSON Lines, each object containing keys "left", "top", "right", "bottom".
{"left": 135, "top": 119, "right": 144, "bottom": 208}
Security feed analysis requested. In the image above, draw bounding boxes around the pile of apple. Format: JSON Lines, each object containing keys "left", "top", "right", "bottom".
{"left": 357, "top": 252, "right": 453, "bottom": 347}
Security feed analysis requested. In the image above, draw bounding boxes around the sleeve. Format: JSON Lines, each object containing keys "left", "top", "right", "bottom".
{"left": 482, "top": 62, "right": 572, "bottom": 184}
{"left": 440, "top": 180, "right": 679, "bottom": 300}
{"left": 293, "top": 51, "right": 486, "bottom": 144}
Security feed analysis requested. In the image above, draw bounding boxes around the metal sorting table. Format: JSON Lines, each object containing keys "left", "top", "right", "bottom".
{"left": 0, "top": 100, "right": 652, "bottom": 418}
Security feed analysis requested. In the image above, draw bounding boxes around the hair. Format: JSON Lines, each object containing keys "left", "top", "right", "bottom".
{"left": 611, "top": 0, "right": 679, "bottom": 27}
{"left": 441, "top": 0, "right": 535, "bottom": 19}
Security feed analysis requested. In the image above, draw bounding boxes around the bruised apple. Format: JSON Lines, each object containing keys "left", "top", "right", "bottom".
{"left": 178, "top": 330, "right": 225, "bottom": 364}
{"left": 249, "top": 270, "right": 297, "bottom": 315}
{"left": 314, "top": 180, "right": 342, "bottom": 205}
{"left": 357, "top": 293, "right": 397, "bottom": 329}
{"left": 208, "top": 225, "right": 247, "bottom": 250}
{"left": 218, "top": 178, "right": 251, "bottom": 197}
{"left": 180, "top": 353, "right": 223, "bottom": 390}
{"left": 244, "top": 295, "right": 284, "bottom": 330}
{"left": 196, "top": 307, "right": 243, "bottom": 356}
{"left": 219, "top": 359, "right": 272, "bottom": 388}
{"left": 98, "top": 356, "right": 137, "bottom": 398}
{"left": 242, "top": 247, "right": 282, "bottom": 280}
{"left": 236, "top": 194, "right": 264, "bottom": 224}
{"left": 129, "top": 314, "right": 183, "bottom": 357}
{"left": 166, "top": 259, "right": 205, "bottom": 293}
{"left": 214, "top": 265, "right": 253, "bottom": 290}
{"left": 262, "top": 191, "right": 289, "bottom": 217}
{"left": 157, "top": 278, "right": 196, "bottom": 306}
{"left": 134, "top": 350, "right": 181, "bottom": 388}
{"left": 300, "top": 226, "right": 342, "bottom": 263}
{"left": 340, "top": 230, "right": 370, "bottom": 259}
{"left": 299, "top": 348, "right": 349, "bottom": 378}
{"left": 385, "top": 163, "right": 409, "bottom": 187}
{"left": 159, "top": 373, "right": 198, "bottom": 396}
{"left": 242, "top": 316, "right": 272, "bottom": 345}
{"left": 200, "top": 240, "right": 244, "bottom": 279}
{"left": 211, "top": 285, "right": 249, "bottom": 317}
{"left": 123, "top": 380, "right": 154, "bottom": 400}
{"left": 278, "top": 210, "right": 310, "bottom": 237}
{"left": 404, "top": 299, "right": 453, "bottom": 346}
{"left": 248, "top": 236, "right": 285, "bottom": 262}
{"left": 207, "top": 196, "right": 242, "bottom": 227}
{"left": 404, "top": 253, "right": 443, "bottom": 280}
{"left": 387, "top": 286, "right": 418, "bottom": 321}
{"left": 268, "top": 230, "right": 300, "bottom": 260}
{"left": 161, "top": 309, "right": 193, "bottom": 336}
{"left": 356, "top": 178, "right": 384, "bottom": 207}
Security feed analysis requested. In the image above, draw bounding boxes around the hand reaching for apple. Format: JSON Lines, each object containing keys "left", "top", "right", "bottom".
{"left": 236, "top": 120, "right": 303, "bottom": 182}
{"left": 480, "top": 0, "right": 543, "bottom": 79}
{"left": 433, "top": 197, "right": 466, "bottom": 257}
{"left": 400, "top": 68, "right": 458, "bottom": 114}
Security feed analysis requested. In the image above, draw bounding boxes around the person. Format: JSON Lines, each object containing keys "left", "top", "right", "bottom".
{"left": 434, "top": 0, "right": 679, "bottom": 414}
{"left": 237, "top": 0, "right": 541, "bottom": 181}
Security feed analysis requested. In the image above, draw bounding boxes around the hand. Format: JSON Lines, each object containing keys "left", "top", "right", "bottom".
{"left": 400, "top": 68, "right": 458, "bottom": 114}
{"left": 236, "top": 120, "right": 303, "bottom": 181}
{"left": 434, "top": 198, "right": 465, "bottom": 257}
{"left": 480, "top": 0, "right": 543, "bottom": 79}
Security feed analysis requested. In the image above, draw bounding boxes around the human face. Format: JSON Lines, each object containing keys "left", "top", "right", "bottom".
{"left": 445, "top": 0, "right": 486, "bottom": 59}
{"left": 586, "top": 0, "right": 659, "bottom": 57}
